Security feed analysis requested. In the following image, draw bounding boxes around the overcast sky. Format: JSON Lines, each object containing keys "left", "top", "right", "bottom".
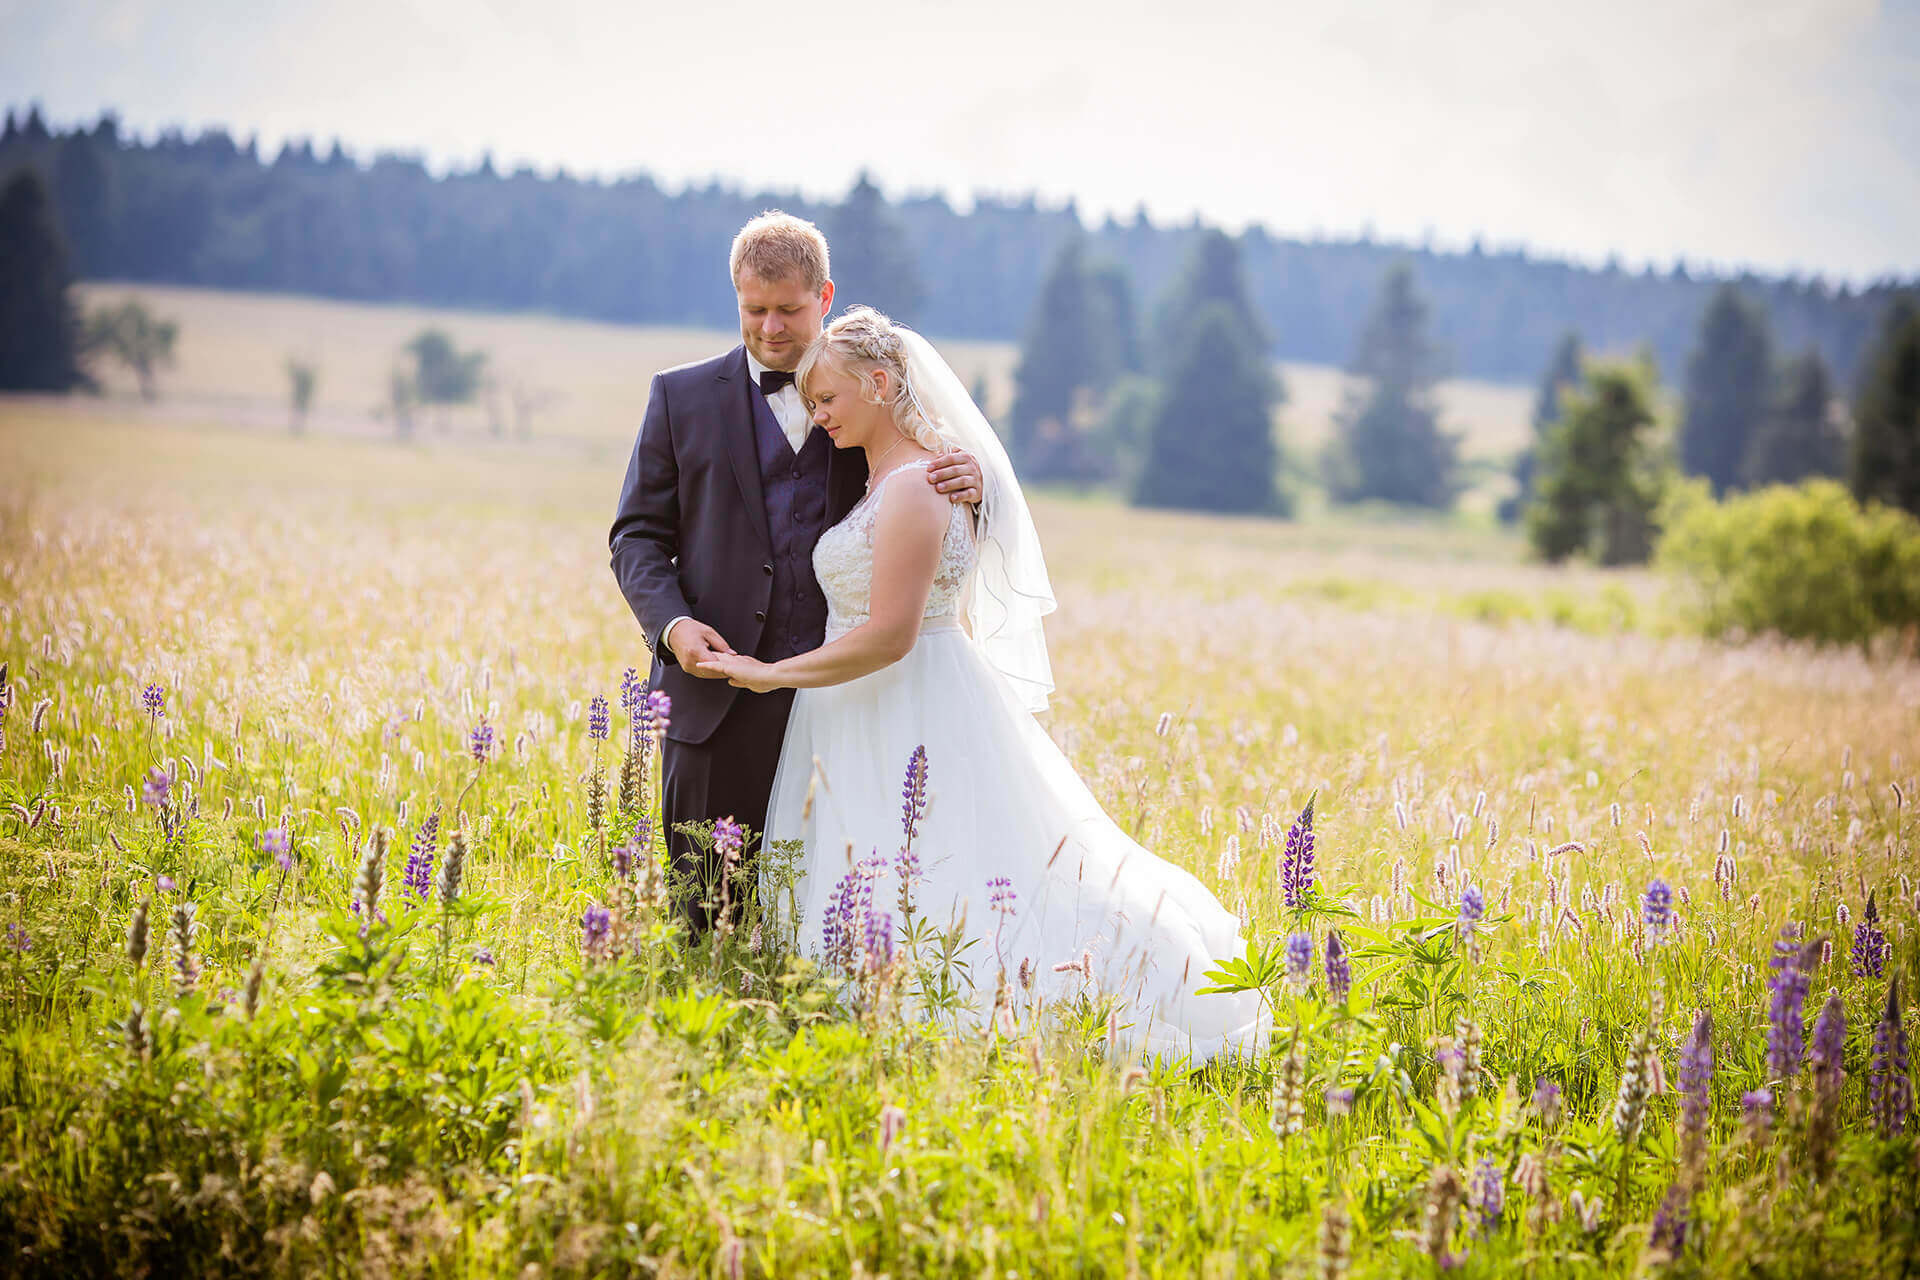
{"left": 4, "top": 0, "right": 1916, "bottom": 283}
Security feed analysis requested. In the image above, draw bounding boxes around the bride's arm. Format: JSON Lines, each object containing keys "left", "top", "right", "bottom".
{"left": 697, "top": 479, "right": 948, "bottom": 692}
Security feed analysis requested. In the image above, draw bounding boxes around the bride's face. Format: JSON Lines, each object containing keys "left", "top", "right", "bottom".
{"left": 804, "top": 358, "right": 896, "bottom": 452}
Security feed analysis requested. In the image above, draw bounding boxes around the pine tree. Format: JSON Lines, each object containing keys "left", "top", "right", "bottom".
{"left": 1153, "top": 228, "right": 1268, "bottom": 365}
{"left": 1503, "top": 331, "right": 1583, "bottom": 522}
{"left": 1526, "top": 357, "right": 1668, "bottom": 565}
{"left": 1680, "top": 285, "right": 1774, "bottom": 495}
{"left": 1740, "top": 349, "right": 1843, "bottom": 488}
{"left": 1850, "top": 294, "right": 1920, "bottom": 517}
{"left": 1326, "top": 263, "right": 1459, "bottom": 508}
{"left": 827, "top": 172, "right": 923, "bottom": 325}
{"left": 0, "top": 169, "right": 84, "bottom": 392}
{"left": 1008, "top": 236, "right": 1141, "bottom": 483}
{"left": 1133, "top": 302, "right": 1282, "bottom": 515}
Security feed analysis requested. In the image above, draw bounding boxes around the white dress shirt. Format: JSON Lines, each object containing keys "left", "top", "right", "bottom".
{"left": 660, "top": 348, "right": 812, "bottom": 656}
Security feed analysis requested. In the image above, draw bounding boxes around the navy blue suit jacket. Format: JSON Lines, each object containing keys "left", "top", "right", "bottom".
{"left": 609, "top": 346, "right": 866, "bottom": 745}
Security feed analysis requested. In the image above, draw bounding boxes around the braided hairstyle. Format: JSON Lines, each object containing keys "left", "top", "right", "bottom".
{"left": 796, "top": 305, "right": 950, "bottom": 452}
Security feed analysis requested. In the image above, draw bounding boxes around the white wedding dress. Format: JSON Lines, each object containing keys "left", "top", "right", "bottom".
{"left": 762, "top": 458, "right": 1270, "bottom": 1065}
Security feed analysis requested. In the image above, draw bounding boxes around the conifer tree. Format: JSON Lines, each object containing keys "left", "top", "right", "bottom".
{"left": 1008, "top": 235, "right": 1140, "bottom": 482}
{"left": 1680, "top": 285, "right": 1774, "bottom": 495}
{"left": 0, "top": 169, "right": 84, "bottom": 391}
{"left": 1526, "top": 357, "right": 1668, "bottom": 565}
{"left": 1850, "top": 294, "right": 1920, "bottom": 517}
{"left": 1740, "top": 349, "right": 1843, "bottom": 488}
{"left": 1326, "top": 263, "right": 1459, "bottom": 508}
{"left": 1503, "top": 331, "right": 1583, "bottom": 522}
{"left": 1133, "top": 302, "right": 1282, "bottom": 514}
{"left": 827, "top": 172, "right": 923, "bottom": 325}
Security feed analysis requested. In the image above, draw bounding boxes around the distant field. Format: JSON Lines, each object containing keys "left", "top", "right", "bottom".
{"left": 75, "top": 282, "right": 1536, "bottom": 471}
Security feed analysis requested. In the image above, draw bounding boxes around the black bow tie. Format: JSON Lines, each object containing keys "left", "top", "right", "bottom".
{"left": 758, "top": 369, "right": 795, "bottom": 395}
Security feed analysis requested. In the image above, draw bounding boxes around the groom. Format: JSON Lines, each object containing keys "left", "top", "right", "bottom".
{"left": 609, "top": 211, "right": 983, "bottom": 934}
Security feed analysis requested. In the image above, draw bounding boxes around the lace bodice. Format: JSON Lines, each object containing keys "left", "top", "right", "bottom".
{"left": 815, "top": 459, "right": 976, "bottom": 642}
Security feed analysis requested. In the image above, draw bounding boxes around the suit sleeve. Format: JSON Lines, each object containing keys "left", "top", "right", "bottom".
{"left": 609, "top": 373, "right": 693, "bottom": 665}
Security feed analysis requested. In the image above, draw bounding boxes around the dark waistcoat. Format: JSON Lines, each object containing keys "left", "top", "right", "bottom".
{"left": 752, "top": 389, "right": 834, "bottom": 662}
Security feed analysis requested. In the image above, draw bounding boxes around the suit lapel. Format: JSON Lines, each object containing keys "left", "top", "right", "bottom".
{"left": 719, "top": 347, "right": 772, "bottom": 550}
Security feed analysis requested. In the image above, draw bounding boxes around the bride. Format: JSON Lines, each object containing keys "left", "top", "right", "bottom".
{"left": 697, "top": 306, "right": 1268, "bottom": 1065}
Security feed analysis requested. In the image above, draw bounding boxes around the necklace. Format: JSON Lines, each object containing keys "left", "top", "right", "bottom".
{"left": 864, "top": 434, "right": 915, "bottom": 492}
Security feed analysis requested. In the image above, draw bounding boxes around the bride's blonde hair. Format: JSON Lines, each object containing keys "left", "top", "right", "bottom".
{"left": 796, "top": 306, "right": 950, "bottom": 452}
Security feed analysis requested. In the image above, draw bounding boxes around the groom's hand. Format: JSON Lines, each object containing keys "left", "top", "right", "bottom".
{"left": 928, "top": 449, "right": 983, "bottom": 506}
{"left": 669, "top": 619, "right": 735, "bottom": 677}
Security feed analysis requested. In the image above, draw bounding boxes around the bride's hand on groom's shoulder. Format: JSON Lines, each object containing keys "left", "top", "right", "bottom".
{"left": 695, "top": 653, "right": 782, "bottom": 693}
{"left": 927, "top": 449, "right": 983, "bottom": 506}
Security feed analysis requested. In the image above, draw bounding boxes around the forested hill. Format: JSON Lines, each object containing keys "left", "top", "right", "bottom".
{"left": 4, "top": 107, "right": 1909, "bottom": 386}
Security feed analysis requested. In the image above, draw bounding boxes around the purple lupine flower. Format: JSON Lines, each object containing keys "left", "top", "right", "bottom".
{"left": 630, "top": 814, "right": 654, "bottom": 850}
{"left": 1325, "top": 929, "right": 1351, "bottom": 1003}
{"left": 987, "top": 876, "right": 1018, "bottom": 917}
{"left": 1469, "top": 1158, "right": 1504, "bottom": 1236}
{"left": 5, "top": 922, "right": 29, "bottom": 952}
{"left": 1678, "top": 1010, "right": 1713, "bottom": 1147}
{"left": 901, "top": 745, "right": 929, "bottom": 843}
{"left": 142, "top": 683, "right": 166, "bottom": 718}
{"left": 863, "top": 909, "right": 895, "bottom": 974}
{"left": 469, "top": 719, "right": 495, "bottom": 763}
{"left": 1648, "top": 1181, "right": 1689, "bottom": 1258}
{"left": 611, "top": 842, "right": 634, "bottom": 881}
{"left": 140, "top": 766, "right": 172, "bottom": 809}
{"left": 1457, "top": 883, "right": 1485, "bottom": 937}
{"left": 1285, "top": 932, "right": 1314, "bottom": 987}
{"left": 1767, "top": 923, "right": 1815, "bottom": 1079}
{"left": 620, "top": 667, "right": 643, "bottom": 721}
{"left": 473, "top": 945, "right": 497, "bottom": 966}
{"left": 1741, "top": 1088, "right": 1774, "bottom": 1142}
{"left": 645, "top": 689, "right": 672, "bottom": 740}
{"left": 1869, "top": 979, "right": 1910, "bottom": 1136}
{"left": 713, "top": 817, "right": 744, "bottom": 867}
{"left": 1642, "top": 878, "right": 1673, "bottom": 940}
{"left": 403, "top": 811, "right": 440, "bottom": 901}
{"left": 1279, "top": 792, "right": 1317, "bottom": 908}
{"left": 1852, "top": 893, "right": 1889, "bottom": 979}
{"left": 258, "top": 824, "right": 293, "bottom": 872}
{"left": 588, "top": 695, "right": 610, "bottom": 742}
{"left": 155, "top": 874, "right": 176, "bottom": 893}
{"left": 1324, "top": 1085, "right": 1356, "bottom": 1115}
{"left": 581, "top": 904, "right": 612, "bottom": 960}
{"left": 1532, "top": 1078, "right": 1564, "bottom": 1126}
{"left": 1810, "top": 992, "right": 1847, "bottom": 1093}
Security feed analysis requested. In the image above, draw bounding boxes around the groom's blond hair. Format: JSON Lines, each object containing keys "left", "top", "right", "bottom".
{"left": 730, "top": 211, "right": 830, "bottom": 292}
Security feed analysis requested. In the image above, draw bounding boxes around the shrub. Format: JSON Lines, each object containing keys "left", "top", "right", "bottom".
{"left": 1657, "top": 478, "right": 1920, "bottom": 646}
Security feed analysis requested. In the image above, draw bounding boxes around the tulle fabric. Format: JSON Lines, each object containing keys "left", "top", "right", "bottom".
{"left": 762, "top": 622, "right": 1271, "bottom": 1066}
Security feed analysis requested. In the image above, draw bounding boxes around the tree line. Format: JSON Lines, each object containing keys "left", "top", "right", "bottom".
{"left": 1, "top": 104, "right": 1911, "bottom": 389}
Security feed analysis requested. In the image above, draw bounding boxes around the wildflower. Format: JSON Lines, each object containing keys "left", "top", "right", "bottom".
{"left": 142, "top": 683, "right": 166, "bottom": 718}
{"left": 473, "top": 945, "right": 497, "bottom": 966}
{"left": 243, "top": 959, "right": 265, "bottom": 1020}
{"left": 1852, "top": 892, "right": 1888, "bottom": 979}
{"left": 1456, "top": 1017, "right": 1484, "bottom": 1095}
{"left": 1741, "top": 1088, "right": 1773, "bottom": 1144}
{"left": 863, "top": 909, "right": 895, "bottom": 974}
{"left": 587, "top": 695, "right": 609, "bottom": 742}
{"left": 354, "top": 827, "right": 389, "bottom": 925}
{"left": 1648, "top": 1181, "right": 1689, "bottom": 1260}
{"left": 1421, "top": 1165, "right": 1463, "bottom": 1269}
{"left": 140, "top": 766, "right": 172, "bottom": 809}
{"left": 1325, "top": 929, "right": 1351, "bottom": 1004}
{"left": 1457, "top": 883, "right": 1485, "bottom": 934}
{"left": 987, "top": 876, "right": 1018, "bottom": 917}
{"left": 1318, "top": 1199, "right": 1352, "bottom": 1280}
{"left": 1270, "top": 1037, "right": 1306, "bottom": 1137}
{"left": 439, "top": 830, "right": 469, "bottom": 906}
{"left": 713, "top": 816, "right": 744, "bottom": 868}
{"left": 125, "top": 1001, "right": 149, "bottom": 1059}
{"left": 127, "top": 898, "right": 151, "bottom": 969}
{"left": 469, "top": 719, "right": 494, "bottom": 763}
{"left": 5, "top": 922, "right": 28, "bottom": 952}
{"left": 1612, "top": 1026, "right": 1653, "bottom": 1144}
{"left": 901, "top": 745, "right": 929, "bottom": 843}
{"left": 1869, "top": 979, "right": 1911, "bottom": 1136}
{"left": 1280, "top": 792, "right": 1317, "bottom": 908}
{"left": 155, "top": 874, "right": 176, "bottom": 893}
{"left": 404, "top": 811, "right": 439, "bottom": 900}
{"left": 1810, "top": 992, "right": 1846, "bottom": 1094}
{"left": 894, "top": 843, "right": 921, "bottom": 917}
{"left": 259, "top": 824, "right": 293, "bottom": 872}
{"left": 171, "top": 901, "right": 200, "bottom": 997}
{"left": 580, "top": 904, "right": 612, "bottom": 961}
{"left": 1532, "top": 1078, "right": 1563, "bottom": 1127}
{"left": 1285, "top": 931, "right": 1313, "bottom": 989}
{"left": 645, "top": 689, "right": 672, "bottom": 740}
{"left": 1325, "top": 1085, "right": 1355, "bottom": 1117}
{"left": 878, "top": 1103, "right": 908, "bottom": 1158}
{"left": 620, "top": 667, "right": 643, "bottom": 720}
{"left": 1469, "top": 1158, "right": 1504, "bottom": 1236}
{"left": 1216, "top": 834, "right": 1241, "bottom": 879}
{"left": 1677, "top": 1010, "right": 1713, "bottom": 1171}
{"left": 1642, "top": 877, "right": 1673, "bottom": 941}
{"left": 1767, "top": 923, "right": 1816, "bottom": 1079}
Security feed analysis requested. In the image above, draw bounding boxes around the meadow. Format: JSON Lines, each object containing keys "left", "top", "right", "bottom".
{"left": 0, "top": 395, "right": 1915, "bottom": 1278}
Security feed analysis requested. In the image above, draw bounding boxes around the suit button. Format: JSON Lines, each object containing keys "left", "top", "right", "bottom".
{"left": 763, "top": 563, "right": 773, "bottom": 575}
{"left": 755, "top": 610, "right": 767, "bottom": 622}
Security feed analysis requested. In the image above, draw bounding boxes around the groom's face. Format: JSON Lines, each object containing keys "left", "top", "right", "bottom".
{"left": 737, "top": 271, "right": 833, "bottom": 371}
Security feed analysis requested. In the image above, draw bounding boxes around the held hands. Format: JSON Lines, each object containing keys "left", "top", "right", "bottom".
{"left": 928, "top": 449, "right": 984, "bottom": 505}
{"left": 669, "top": 619, "right": 736, "bottom": 679}
{"left": 694, "top": 652, "right": 784, "bottom": 693}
